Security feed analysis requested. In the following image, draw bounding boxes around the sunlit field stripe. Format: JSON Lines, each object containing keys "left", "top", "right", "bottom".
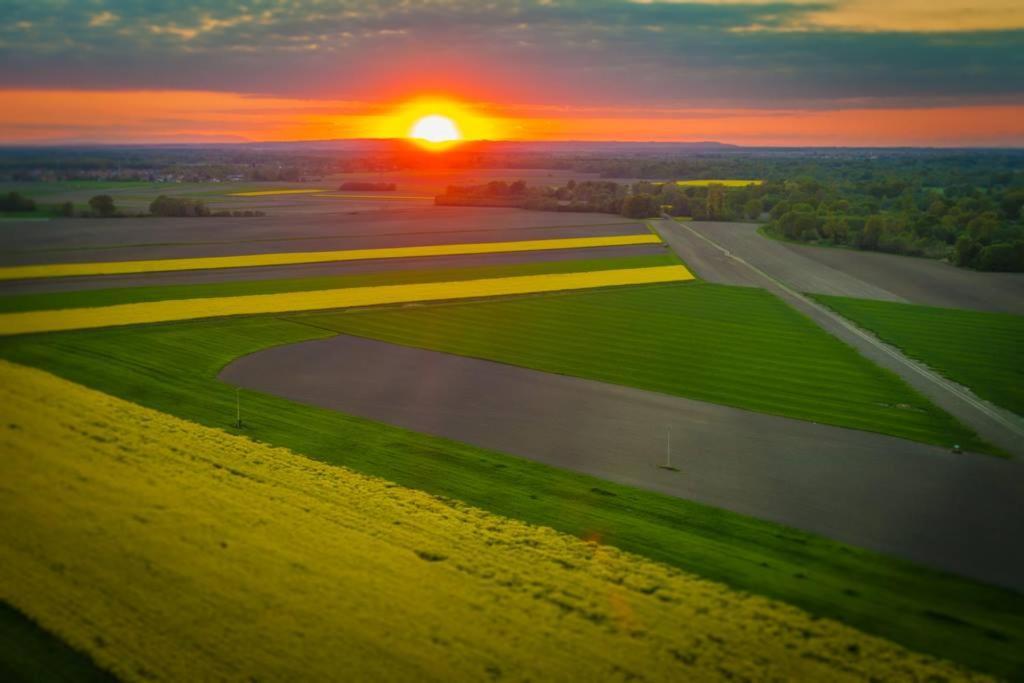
{"left": 0, "top": 360, "right": 978, "bottom": 681}
{"left": 0, "top": 265, "right": 693, "bottom": 335}
{"left": 228, "top": 189, "right": 327, "bottom": 196}
{"left": 0, "top": 234, "right": 663, "bottom": 281}
{"left": 675, "top": 179, "right": 763, "bottom": 187}
{"left": 314, "top": 193, "right": 433, "bottom": 200}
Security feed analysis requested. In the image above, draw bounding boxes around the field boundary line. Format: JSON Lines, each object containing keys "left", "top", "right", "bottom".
{"left": 0, "top": 234, "right": 663, "bottom": 281}
{"left": 0, "top": 264, "right": 694, "bottom": 335}
{"left": 666, "top": 219, "right": 1024, "bottom": 447}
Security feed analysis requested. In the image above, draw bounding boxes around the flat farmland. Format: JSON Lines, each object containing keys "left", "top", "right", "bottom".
{"left": 296, "top": 282, "right": 991, "bottom": 453}
{"left": 221, "top": 334, "right": 1024, "bottom": 589}
{"left": 666, "top": 221, "right": 1024, "bottom": 314}
{"left": 0, "top": 234, "right": 662, "bottom": 281}
{"left": 0, "top": 251, "right": 677, "bottom": 306}
{"left": 813, "top": 295, "right": 1024, "bottom": 416}
{"left": 2, "top": 317, "right": 1021, "bottom": 677}
{"left": 0, "top": 209, "right": 645, "bottom": 264}
{"left": 1, "top": 361, "right": 983, "bottom": 682}
{"left": 0, "top": 266, "right": 694, "bottom": 335}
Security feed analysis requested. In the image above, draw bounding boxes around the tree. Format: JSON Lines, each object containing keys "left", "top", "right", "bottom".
{"left": 859, "top": 215, "right": 885, "bottom": 250}
{"left": 0, "top": 192, "right": 36, "bottom": 212}
{"left": 952, "top": 235, "right": 980, "bottom": 267}
{"left": 706, "top": 184, "right": 725, "bottom": 220}
{"left": 621, "top": 193, "right": 658, "bottom": 219}
{"left": 821, "top": 216, "right": 849, "bottom": 243}
{"left": 743, "top": 198, "right": 763, "bottom": 220}
{"left": 149, "top": 195, "right": 210, "bottom": 217}
{"left": 88, "top": 194, "right": 116, "bottom": 217}
{"left": 976, "top": 242, "right": 1024, "bottom": 272}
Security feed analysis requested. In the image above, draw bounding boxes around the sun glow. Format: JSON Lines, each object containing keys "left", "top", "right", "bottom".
{"left": 410, "top": 114, "right": 461, "bottom": 143}
{"left": 362, "top": 97, "right": 499, "bottom": 149}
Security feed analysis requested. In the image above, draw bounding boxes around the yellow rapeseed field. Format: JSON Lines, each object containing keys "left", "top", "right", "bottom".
{"left": 314, "top": 193, "right": 433, "bottom": 200}
{"left": 0, "top": 265, "right": 693, "bottom": 336}
{"left": 0, "top": 360, "right": 986, "bottom": 682}
{"left": 0, "top": 234, "right": 663, "bottom": 281}
{"left": 227, "top": 189, "right": 327, "bottom": 196}
{"left": 675, "top": 179, "right": 763, "bottom": 187}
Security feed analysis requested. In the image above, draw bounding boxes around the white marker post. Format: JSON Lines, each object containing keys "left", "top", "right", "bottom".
{"left": 666, "top": 425, "right": 672, "bottom": 469}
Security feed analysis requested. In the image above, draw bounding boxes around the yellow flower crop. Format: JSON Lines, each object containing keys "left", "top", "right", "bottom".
{"left": 227, "top": 189, "right": 327, "bottom": 196}
{"left": 0, "top": 360, "right": 986, "bottom": 682}
{"left": 0, "top": 265, "right": 694, "bottom": 335}
{"left": 675, "top": 179, "right": 763, "bottom": 187}
{"left": 313, "top": 193, "right": 433, "bottom": 200}
{"left": 0, "top": 234, "right": 663, "bottom": 281}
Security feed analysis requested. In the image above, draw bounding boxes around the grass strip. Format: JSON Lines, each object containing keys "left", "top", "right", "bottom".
{"left": 0, "top": 313, "right": 1019, "bottom": 678}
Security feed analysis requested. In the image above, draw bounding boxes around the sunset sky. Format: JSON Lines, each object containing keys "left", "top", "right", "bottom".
{"left": 2, "top": 0, "right": 1022, "bottom": 146}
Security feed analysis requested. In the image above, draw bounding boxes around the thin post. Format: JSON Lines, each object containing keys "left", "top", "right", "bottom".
{"left": 235, "top": 388, "right": 241, "bottom": 428}
{"left": 666, "top": 425, "right": 671, "bottom": 468}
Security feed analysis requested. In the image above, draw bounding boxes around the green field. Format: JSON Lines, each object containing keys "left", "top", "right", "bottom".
{"left": 0, "top": 602, "right": 114, "bottom": 683}
{"left": 814, "top": 295, "right": 1024, "bottom": 416}
{"left": 0, "top": 253, "right": 676, "bottom": 314}
{"left": 296, "top": 282, "right": 991, "bottom": 453}
{"left": 0, "top": 310, "right": 1020, "bottom": 678}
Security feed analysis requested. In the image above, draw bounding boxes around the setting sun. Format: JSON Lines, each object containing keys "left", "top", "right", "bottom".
{"left": 410, "top": 114, "right": 461, "bottom": 143}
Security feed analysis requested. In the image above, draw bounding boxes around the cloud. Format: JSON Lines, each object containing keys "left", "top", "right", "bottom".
{"left": 0, "top": 0, "right": 1021, "bottom": 109}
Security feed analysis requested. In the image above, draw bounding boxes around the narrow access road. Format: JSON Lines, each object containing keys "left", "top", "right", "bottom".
{"left": 653, "top": 218, "right": 1024, "bottom": 457}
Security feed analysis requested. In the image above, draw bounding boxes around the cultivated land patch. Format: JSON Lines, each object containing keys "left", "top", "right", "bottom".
{"left": 0, "top": 253, "right": 678, "bottom": 312}
{"left": 2, "top": 318, "right": 1021, "bottom": 677}
{"left": 674, "top": 221, "right": 1024, "bottom": 314}
{"left": 1, "top": 361, "right": 986, "bottom": 682}
{"left": 0, "top": 234, "right": 663, "bottom": 280}
{"left": 675, "top": 179, "right": 763, "bottom": 187}
{"left": 812, "top": 295, "right": 1024, "bottom": 417}
{"left": 227, "top": 188, "right": 327, "bottom": 196}
{"left": 297, "top": 282, "right": 991, "bottom": 453}
{"left": 222, "top": 334, "right": 1024, "bottom": 589}
{"left": 0, "top": 209, "right": 643, "bottom": 260}
{"left": 313, "top": 193, "right": 433, "bottom": 200}
{"left": 0, "top": 266, "right": 694, "bottom": 336}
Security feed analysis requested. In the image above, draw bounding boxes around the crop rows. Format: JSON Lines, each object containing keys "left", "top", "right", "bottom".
{"left": 0, "top": 265, "right": 694, "bottom": 335}
{"left": 813, "top": 295, "right": 1024, "bottom": 416}
{"left": 0, "top": 234, "right": 663, "bottom": 281}
{"left": 302, "top": 282, "right": 989, "bottom": 451}
{"left": 0, "top": 360, "right": 984, "bottom": 681}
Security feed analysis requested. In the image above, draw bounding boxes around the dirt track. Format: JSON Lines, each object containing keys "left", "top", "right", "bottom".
{"left": 221, "top": 334, "right": 1024, "bottom": 591}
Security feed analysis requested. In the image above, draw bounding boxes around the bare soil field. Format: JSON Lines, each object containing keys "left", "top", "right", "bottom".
{"left": 672, "top": 221, "right": 1024, "bottom": 314}
{"left": 0, "top": 208, "right": 643, "bottom": 265}
{"left": 221, "top": 334, "right": 1024, "bottom": 591}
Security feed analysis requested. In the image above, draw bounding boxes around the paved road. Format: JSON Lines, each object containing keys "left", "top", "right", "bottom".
{"left": 654, "top": 219, "right": 1024, "bottom": 457}
{"left": 221, "top": 334, "right": 1024, "bottom": 591}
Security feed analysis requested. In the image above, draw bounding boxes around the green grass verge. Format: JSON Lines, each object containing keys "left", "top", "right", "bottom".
{"left": 0, "top": 313, "right": 1020, "bottom": 678}
{"left": 0, "top": 253, "right": 676, "bottom": 314}
{"left": 0, "top": 601, "right": 116, "bottom": 682}
{"left": 812, "top": 295, "right": 1024, "bottom": 417}
{"left": 294, "top": 282, "right": 991, "bottom": 454}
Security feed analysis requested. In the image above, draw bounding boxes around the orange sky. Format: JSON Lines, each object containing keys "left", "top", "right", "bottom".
{"left": 1, "top": 90, "right": 1021, "bottom": 147}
